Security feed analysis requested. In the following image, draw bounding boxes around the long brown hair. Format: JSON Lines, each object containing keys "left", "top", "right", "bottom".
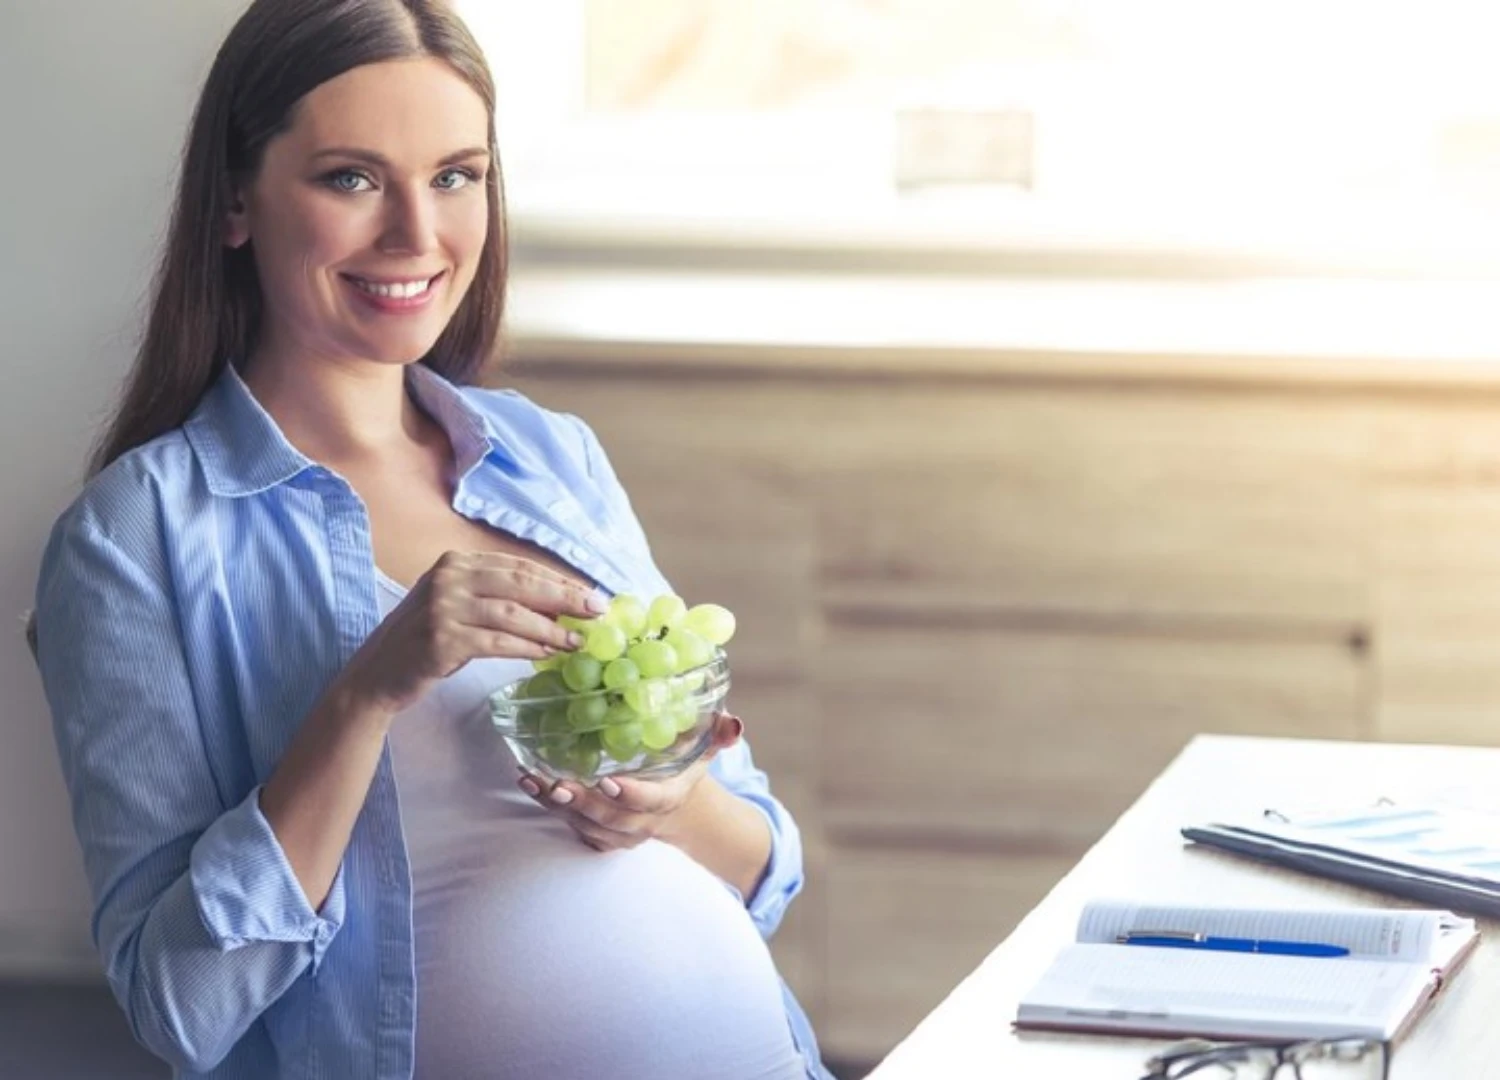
{"left": 88, "top": 0, "right": 507, "bottom": 478}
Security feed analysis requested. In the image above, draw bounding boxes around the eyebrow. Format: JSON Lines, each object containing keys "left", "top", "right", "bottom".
{"left": 309, "top": 146, "right": 491, "bottom": 168}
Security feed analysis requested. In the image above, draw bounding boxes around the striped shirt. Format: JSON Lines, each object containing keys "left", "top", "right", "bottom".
{"left": 32, "top": 362, "right": 831, "bottom": 1080}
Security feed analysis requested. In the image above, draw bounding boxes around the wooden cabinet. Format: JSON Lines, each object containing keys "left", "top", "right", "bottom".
{"left": 810, "top": 388, "right": 1370, "bottom": 625}
{"left": 502, "top": 357, "right": 1500, "bottom": 1068}
{"left": 1374, "top": 402, "right": 1500, "bottom": 746}
{"left": 817, "top": 624, "right": 1363, "bottom": 847}
{"left": 822, "top": 848, "right": 1075, "bottom": 1059}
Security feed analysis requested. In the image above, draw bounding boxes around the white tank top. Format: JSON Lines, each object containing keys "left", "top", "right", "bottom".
{"left": 376, "top": 575, "right": 805, "bottom": 1080}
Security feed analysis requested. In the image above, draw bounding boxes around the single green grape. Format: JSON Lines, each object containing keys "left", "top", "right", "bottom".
{"left": 640, "top": 712, "right": 677, "bottom": 751}
{"left": 531, "top": 653, "right": 567, "bottom": 672}
{"left": 622, "top": 679, "right": 669, "bottom": 715}
{"left": 627, "top": 639, "right": 678, "bottom": 679}
{"left": 670, "top": 701, "right": 700, "bottom": 734}
{"left": 537, "top": 733, "right": 574, "bottom": 767}
{"left": 682, "top": 603, "right": 736, "bottom": 646}
{"left": 647, "top": 594, "right": 687, "bottom": 634}
{"left": 561, "top": 652, "right": 604, "bottom": 692}
{"left": 567, "top": 729, "right": 603, "bottom": 780}
{"left": 664, "top": 627, "right": 713, "bottom": 672}
{"left": 558, "top": 614, "right": 598, "bottom": 634}
{"left": 584, "top": 622, "right": 628, "bottom": 663}
{"left": 566, "top": 694, "right": 609, "bottom": 732}
{"left": 602, "top": 657, "right": 642, "bottom": 691}
{"left": 520, "top": 670, "right": 569, "bottom": 699}
{"left": 602, "top": 699, "right": 637, "bottom": 725}
{"left": 539, "top": 707, "right": 573, "bottom": 740}
{"left": 513, "top": 703, "right": 545, "bottom": 737}
{"left": 600, "top": 720, "right": 643, "bottom": 762}
{"left": 603, "top": 594, "right": 649, "bottom": 638}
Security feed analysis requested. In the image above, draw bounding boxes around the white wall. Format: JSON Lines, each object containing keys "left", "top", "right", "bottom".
{"left": 0, "top": 0, "right": 246, "bottom": 978}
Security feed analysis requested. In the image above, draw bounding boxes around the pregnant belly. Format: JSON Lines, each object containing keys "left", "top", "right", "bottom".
{"left": 409, "top": 817, "right": 806, "bottom": 1080}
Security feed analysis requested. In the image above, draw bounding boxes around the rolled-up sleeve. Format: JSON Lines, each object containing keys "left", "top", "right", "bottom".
{"left": 191, "top": 787, "right": 346, "bottom": 955}
{"left": 34, "top": 515, "right": 341, "bottom": 1073}
{"left": 709, "top": 742, "right": 805, "bottom": 938}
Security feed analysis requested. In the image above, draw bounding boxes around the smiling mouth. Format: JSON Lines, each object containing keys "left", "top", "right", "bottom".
{"left": 343, "top": 271, "right": 444, "bottom": 300}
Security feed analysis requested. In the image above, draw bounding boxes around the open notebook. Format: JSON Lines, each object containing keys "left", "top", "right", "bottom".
{"left": 1015, "top": 900, "right": 1478, "bottom": 1042}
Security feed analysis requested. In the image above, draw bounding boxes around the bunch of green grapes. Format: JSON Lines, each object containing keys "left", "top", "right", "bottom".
{"left": 510, "top": 594, "right": 736, "bottom": 779}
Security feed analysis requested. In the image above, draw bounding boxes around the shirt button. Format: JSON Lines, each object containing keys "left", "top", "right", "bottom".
{"left": 460, "top": 495, "right": 482, "bottom": 513}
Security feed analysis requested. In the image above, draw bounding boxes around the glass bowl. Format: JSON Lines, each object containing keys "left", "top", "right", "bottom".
{"left": 488, "top": 650, "right": 731, "bottom": 785}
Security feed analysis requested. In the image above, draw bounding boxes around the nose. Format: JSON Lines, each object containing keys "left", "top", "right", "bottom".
{"left": 377, "top": 183, "right": 439, "bottom": 256}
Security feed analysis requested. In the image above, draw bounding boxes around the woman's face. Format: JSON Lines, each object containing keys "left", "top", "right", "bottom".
{"left": 228, "top": 57, "right": 492, "bottom": 370}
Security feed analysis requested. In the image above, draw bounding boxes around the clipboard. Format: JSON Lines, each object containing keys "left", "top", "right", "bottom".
{"left": 1183, "top": 799, "right": 1500, "bottom": 919}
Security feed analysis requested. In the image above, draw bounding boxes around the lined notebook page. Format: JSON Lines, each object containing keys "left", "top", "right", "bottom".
{"left": 1018, "top": 944, "right": 1432, "bottom": 1040}
{"left": 1077, "top": 900, "right": 1441, "bottom": 961}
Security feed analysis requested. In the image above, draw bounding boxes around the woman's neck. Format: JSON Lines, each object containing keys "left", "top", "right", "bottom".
{"left": 239, "top": 351, "right": 441, "bottom": 469}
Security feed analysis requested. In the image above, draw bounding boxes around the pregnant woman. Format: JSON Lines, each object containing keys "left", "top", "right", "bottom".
{"left": 30, "top": 2, "right": 830, "bottom": 1077}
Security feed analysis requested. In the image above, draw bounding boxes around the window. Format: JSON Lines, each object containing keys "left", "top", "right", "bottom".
{"left": 462, "top": 1, "right": 1500, "bottom": 273}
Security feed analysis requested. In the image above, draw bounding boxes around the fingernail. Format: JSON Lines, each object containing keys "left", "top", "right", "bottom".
{"left": 549, "top": 786, "right": 574, "bottom": 805}
{"left": 586, "top": 591, "right": 610, "bottom": 614}
{"left": 518, "top": 778, "right": 540, "bottom": 797}
{"left": 566, "top": 631, "right": 586, "bottom": 649}
{"left": 598, "top": 777, "right": 621, "bottom": 798}
{"left": 725, "top": 714, "right": 744, "bottom": 739}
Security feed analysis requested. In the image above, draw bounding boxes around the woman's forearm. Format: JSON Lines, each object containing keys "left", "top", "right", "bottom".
{"left": 258, "top": 676, "right": 396, "bottom": 911}
{"left": 660, "top": 777, "right": 772, "bottom": 901}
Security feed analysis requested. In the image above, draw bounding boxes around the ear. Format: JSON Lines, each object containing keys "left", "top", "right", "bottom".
{"left": 224, "top": 183, "right": 251, "bottom": 250}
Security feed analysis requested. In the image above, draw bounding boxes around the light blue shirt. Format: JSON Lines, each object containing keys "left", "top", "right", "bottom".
{"left": 33, "top": 363, "right": 832, "bottom": 1080}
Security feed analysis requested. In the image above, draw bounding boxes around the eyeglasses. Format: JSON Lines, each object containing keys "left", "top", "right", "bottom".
{"left": 1140, "top": 1037, "right": 1389, "bottom": 1080}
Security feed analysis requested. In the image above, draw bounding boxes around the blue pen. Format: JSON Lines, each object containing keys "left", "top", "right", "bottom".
{"left": 1115, "top": 930, "right": 1350, "bottom": 957}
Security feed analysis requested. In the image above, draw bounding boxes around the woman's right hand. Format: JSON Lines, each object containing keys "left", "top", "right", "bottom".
{"left": 339, "top": 550, "right": 607, "bottom": 716}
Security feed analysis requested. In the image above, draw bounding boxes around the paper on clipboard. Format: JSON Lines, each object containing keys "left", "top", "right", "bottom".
{"left": 1182, "top": 799, "right": 1500, "bottom": 918}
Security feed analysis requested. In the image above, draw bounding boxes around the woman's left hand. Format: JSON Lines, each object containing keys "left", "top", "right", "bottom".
{"left": 517, "top": 711, "right": 744, "bottom": 851}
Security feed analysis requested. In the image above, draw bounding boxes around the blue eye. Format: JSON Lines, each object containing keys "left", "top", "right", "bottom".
{"left": 435, "top": 168, "right": 479, "bottom": 191}
{"left": 324, "top": 169, "right": 374, "bottom": 193}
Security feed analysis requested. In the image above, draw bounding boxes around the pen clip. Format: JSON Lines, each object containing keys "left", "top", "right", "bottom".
{"left": 1116, "top": 930, "right": 1207, "bottom": 944}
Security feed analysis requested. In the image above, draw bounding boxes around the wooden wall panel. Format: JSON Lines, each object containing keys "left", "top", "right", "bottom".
{"left": 820, "top": 848, "right": 1074, "bottom": 1063}
{"left": 818, "top": 623, "right": 1366, "bottom": 847}
{"left": 1375, "top": 404, "right": 1500, "bottom": 746}
{"left": 810, "top": 388, "right": 1373, "bottom": 626}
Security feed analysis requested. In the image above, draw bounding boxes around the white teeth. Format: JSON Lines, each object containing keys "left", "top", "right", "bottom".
{"left": 351, "top": 276, "right": 435, "bottom": 299}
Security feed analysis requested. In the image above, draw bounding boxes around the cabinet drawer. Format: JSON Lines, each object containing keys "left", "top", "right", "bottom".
{"left": 820, "top": 847, "right": 1072, "bottom": 1065}
{"left": 819, "top": 624, "right": 1364, "bottom": 845}
{"left": 815, "top": 389, "right": 1370, "bottom": 624}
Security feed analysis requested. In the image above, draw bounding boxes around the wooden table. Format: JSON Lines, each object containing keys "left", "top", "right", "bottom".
{"left": 866, "top": 735, "right": 1500, "bottom": 1079}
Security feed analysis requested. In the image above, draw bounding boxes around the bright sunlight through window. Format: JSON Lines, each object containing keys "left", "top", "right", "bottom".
{"left": 462, "top": 0, "right": 1500, "bottom": 271}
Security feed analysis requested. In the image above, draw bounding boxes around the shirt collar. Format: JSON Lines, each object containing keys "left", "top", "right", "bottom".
{"left": 185, "top": 361, "right": 507, "bottom": 498}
